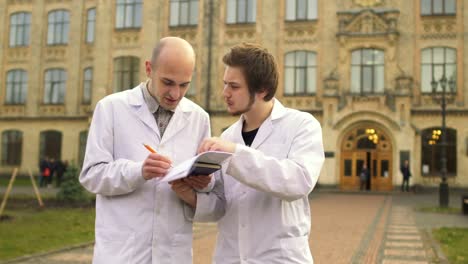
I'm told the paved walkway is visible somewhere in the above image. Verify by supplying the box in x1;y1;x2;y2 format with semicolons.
2;189;468;264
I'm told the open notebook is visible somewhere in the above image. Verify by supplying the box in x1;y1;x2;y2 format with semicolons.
158;151;232;183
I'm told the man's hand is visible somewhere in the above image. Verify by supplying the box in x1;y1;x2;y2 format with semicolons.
142;153;172;180
198;137;236;154
170;179;196;207
184;175;212;190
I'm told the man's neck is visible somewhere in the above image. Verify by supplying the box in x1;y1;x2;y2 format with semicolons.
243;99;274;131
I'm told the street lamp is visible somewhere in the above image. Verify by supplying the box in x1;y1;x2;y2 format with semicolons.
430;74;456;208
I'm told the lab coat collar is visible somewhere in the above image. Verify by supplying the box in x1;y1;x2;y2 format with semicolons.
127;83;191;142
234;98;287;148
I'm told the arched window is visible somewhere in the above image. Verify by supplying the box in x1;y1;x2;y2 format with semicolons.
6;69;28;104
115;0;142;29
9;12;31;47
285;0;317;21
421;127;457;176
44;68;67;104
86;8;96;43
83;67;93;104
47;10;69;45
284;51;317;95
170;0;199;26
351;49;384;94
226;0;256;24
113;56;140;93
79;130;88;167
1;130;23;165
40;130;62;160
421;47;456;94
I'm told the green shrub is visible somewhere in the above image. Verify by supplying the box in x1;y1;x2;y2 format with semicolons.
56;164;89;204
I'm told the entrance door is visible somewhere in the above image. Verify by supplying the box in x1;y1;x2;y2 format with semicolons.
371;152;393;191
340;126;392;191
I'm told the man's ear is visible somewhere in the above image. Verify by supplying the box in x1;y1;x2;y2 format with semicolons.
256;88;268;100
145;61;152;78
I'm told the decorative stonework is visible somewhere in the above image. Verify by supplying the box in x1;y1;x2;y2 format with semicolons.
168;27;197;42
113;31;140;48
337;9;399;39
421;18;457;39
283;97;316;111
82;46;94;61
45;0;71;3
80;105;92;115
285;22;317;41
7;0;32;5
7;48;29;63
39;105;66;115
394;74;413;96
353;0;383;8
0;105;25;116
45;46;66;62
225;25;256;45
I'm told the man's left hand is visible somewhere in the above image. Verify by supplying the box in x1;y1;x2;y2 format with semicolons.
170;180;196;208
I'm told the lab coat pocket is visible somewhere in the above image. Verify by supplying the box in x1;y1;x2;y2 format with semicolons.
94;229;136;264
171;233;193;263
279;235;312;261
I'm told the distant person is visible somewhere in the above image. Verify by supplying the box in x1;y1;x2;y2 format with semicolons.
400;160;411;192
47;158;56;187
55;160;68;187
39;157;50;187
360;163;369;191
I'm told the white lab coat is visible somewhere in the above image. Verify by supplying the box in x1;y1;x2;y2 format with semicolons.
79;84;210;264
195;99;324;264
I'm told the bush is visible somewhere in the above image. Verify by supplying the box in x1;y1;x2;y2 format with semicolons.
56;164;89;204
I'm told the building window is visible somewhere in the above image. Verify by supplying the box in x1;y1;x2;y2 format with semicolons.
421;47;456;93
86;8;96;43
116;0;142;29
5;70;28;105
421;0;456;15
421;128;457;176
113;56;140;93
44;69;67;104
83;67;93;104
285;0;317;21
284;51;317;96
9;12;31;47
226;0;256;24
79;130;88;167
1;130;22;166
351;49;384;94
40;130;62;160
170;0;198;26
47;10;69;45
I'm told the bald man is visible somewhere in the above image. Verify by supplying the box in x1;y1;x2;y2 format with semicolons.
80;37;212;264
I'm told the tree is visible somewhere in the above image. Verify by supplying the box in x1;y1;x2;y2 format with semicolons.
56;163;89;204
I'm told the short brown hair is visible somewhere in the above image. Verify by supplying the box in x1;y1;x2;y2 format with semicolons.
222;43;278;101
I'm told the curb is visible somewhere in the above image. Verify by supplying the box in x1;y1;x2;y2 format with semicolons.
0;241;94;264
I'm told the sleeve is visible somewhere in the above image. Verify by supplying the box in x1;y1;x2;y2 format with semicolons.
193;170;226;222
79;100;146;196
226;116;325;202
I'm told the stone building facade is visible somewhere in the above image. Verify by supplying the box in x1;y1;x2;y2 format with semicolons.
1;0;467;190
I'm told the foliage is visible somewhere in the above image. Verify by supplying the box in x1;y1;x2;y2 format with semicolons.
56;164;89;204
0;207;95;260
433;228;468;264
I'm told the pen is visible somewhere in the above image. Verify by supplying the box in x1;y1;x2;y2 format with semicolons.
143;143;173;168
142;143;157;153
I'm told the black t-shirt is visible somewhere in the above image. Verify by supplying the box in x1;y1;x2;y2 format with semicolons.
242;128;259;147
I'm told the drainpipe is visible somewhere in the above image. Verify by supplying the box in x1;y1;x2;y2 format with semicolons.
205;0;214;113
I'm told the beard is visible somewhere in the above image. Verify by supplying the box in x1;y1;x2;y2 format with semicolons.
229;93;255;116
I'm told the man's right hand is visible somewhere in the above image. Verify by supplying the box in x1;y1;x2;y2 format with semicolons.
142;153;172;180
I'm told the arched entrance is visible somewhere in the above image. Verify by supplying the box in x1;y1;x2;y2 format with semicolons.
340;125;393;191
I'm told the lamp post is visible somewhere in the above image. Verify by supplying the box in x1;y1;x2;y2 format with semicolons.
430;74;455;208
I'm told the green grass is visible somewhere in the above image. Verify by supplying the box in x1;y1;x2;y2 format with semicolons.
0;206;95;261
416;206;461;214
433;228;468;264
0;176;35;187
